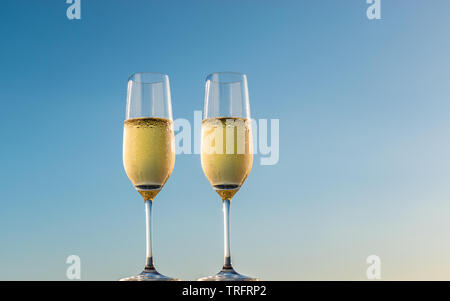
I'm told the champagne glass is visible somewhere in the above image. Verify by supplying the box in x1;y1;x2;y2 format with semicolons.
120;72;178;281
197;72;258;281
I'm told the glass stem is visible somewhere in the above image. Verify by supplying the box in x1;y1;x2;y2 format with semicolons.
223;198;232;269
145;200;155;270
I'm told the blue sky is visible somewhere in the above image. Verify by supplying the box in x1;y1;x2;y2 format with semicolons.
1;0;450;280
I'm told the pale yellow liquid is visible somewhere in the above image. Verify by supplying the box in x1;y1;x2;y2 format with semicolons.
123;117;175;201
201;117;253;200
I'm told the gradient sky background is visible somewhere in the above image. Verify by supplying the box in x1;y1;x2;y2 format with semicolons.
1;0;450;280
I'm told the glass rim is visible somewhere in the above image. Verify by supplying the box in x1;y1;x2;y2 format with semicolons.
128;72;168;84
206;71;247;84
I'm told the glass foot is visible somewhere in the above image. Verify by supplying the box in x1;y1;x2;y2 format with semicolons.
197;267;258;281
120;268;180;281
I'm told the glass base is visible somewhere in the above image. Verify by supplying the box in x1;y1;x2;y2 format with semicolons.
197;267;258;281
120;268;180;281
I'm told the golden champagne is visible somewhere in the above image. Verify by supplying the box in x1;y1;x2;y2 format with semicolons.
123;117;175;201
201;117;253;200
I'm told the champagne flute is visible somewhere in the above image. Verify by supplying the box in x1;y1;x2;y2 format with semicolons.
120;72;178;281
198;72;258;281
